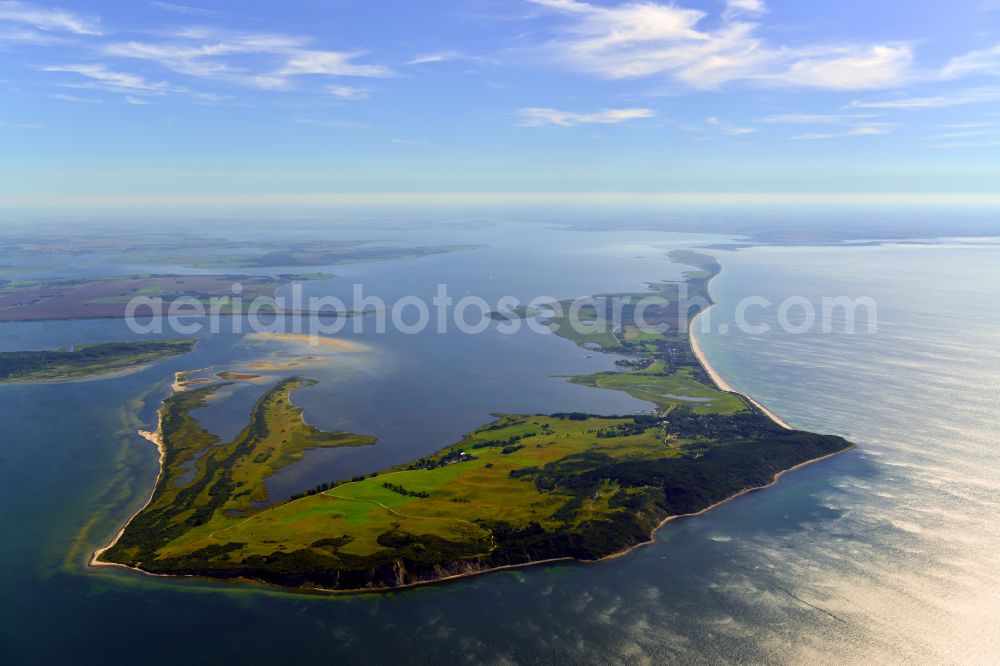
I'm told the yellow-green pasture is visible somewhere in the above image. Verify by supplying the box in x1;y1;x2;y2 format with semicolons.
570;367;749;415
154;414;676;562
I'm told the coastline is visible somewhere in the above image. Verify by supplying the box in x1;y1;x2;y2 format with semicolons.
90;353;850;596
0;309;366;326
327;443;855;596
90;409;166;569
688;284;794;430
89;441;854;595
587;443;853;568
0;362;154;386
90;257;847;594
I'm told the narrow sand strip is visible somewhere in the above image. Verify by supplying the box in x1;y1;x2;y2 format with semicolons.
90;413;166;567
689;306;794;430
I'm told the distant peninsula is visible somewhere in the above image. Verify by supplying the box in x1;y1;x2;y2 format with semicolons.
0;273;331;323
0;339;196;383
94;253;853;592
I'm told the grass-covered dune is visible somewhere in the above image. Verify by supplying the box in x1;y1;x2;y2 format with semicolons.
0;339;196;383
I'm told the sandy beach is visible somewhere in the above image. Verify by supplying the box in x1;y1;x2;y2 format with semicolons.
688;305;794;430
171;368;212;392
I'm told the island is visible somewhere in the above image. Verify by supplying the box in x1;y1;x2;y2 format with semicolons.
0;339;196;383
0;231;480;271
94;252;853;592
0;273;340;322
138;242;483;270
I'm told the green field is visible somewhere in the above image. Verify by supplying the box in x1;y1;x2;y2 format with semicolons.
0;339;196;383
149;412;681;564
542;303;623;350
570;367;749;415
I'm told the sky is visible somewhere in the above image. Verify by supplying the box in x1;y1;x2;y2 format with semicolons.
1;0;999;207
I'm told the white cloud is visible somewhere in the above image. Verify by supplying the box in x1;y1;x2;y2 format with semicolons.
929;139;1000;149
0;25;67;44
776;45;913;90
125;95;150;105
760;113;878;124
41;63;227;104
406;51;462;65
103;40;252;77
276;50;392;79
935;121;1000;129
292;117;370;129
148;2;224;18
101;32;308;79
525;0;912;90
517;106;655;126
723;0;766;21
327;85;370;100
850;96;955;110
48;92;102;103
791;126;889;140
100;29;391;93
706;116;757;134
391;138;429;144
849;87;1000;109
41;64;177;94
924;121;1000;148
927;127;1000;140
0;1;100;35
941;43;1000;78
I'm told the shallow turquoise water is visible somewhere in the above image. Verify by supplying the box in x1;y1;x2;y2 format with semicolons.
1;229;997;664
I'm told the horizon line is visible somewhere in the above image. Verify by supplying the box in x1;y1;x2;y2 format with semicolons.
3;192;1000;208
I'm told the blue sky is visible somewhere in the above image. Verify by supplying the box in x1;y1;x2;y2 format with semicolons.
1;0;999;206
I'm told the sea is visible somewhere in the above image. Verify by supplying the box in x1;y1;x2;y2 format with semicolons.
0;217;997;664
